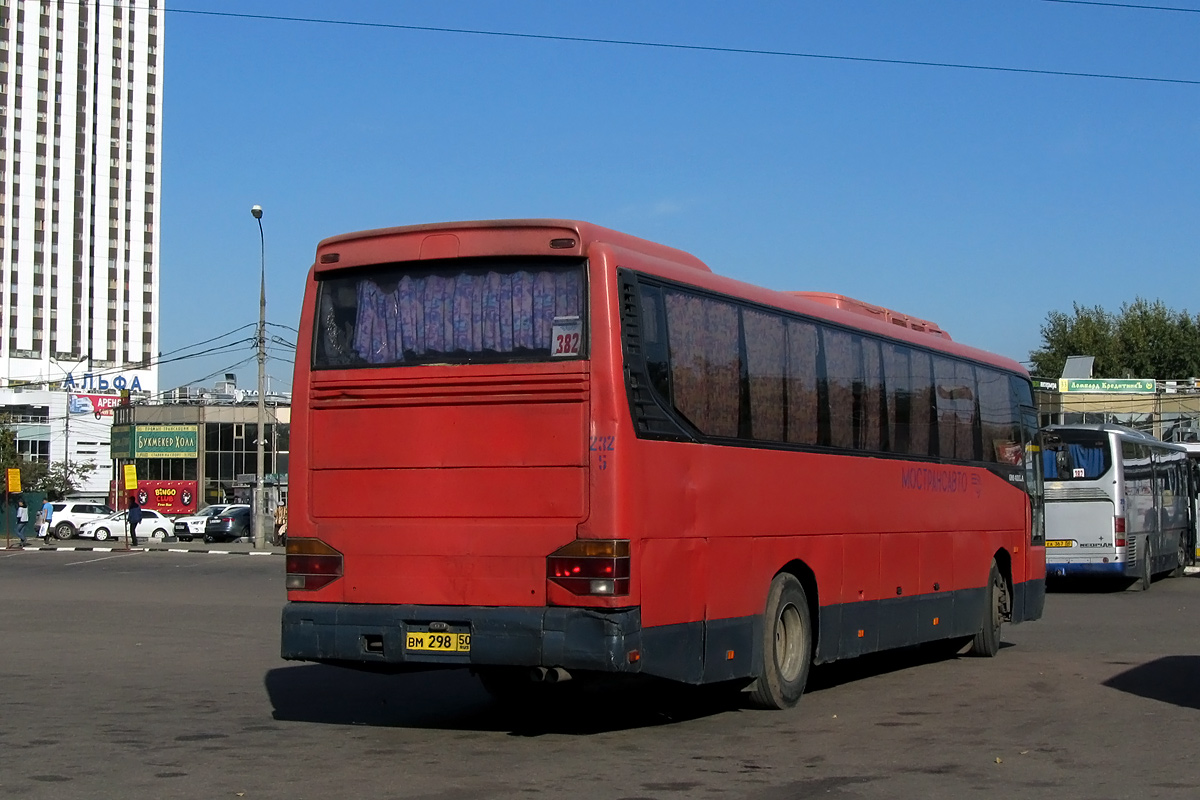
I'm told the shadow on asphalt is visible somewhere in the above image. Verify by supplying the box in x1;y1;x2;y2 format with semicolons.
1103;656;1200;710
264;642;979;734
264;664;749;735
1046;572;1199;593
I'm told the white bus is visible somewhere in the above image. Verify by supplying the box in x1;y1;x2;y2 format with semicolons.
1042;424;1193;588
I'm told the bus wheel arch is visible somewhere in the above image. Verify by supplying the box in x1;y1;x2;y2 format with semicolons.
749;562;818;710
969;552;1011;658
992;548;1014;621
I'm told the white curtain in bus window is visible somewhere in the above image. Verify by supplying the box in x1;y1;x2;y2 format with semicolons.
743;309;785;442
320;266;583;365
664;291;740;437
933;356;979;460
977;367;1022;464
822;328;856;449
785;320;820;446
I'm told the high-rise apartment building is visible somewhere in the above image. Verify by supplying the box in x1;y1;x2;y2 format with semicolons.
0;0;161;395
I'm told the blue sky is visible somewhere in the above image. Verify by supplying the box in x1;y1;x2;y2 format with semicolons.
159;1;1200;391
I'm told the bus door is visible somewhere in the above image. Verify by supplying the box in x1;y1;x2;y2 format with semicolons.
1021;408;1045;549
1190;458;1200;564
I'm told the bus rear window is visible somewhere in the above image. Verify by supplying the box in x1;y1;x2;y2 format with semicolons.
1042;433;1112;480
313;259;586;368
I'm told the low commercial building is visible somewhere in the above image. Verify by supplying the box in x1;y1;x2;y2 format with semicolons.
1035;377;1200;441
110;378;290;512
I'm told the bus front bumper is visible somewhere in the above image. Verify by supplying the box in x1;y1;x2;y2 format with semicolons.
281;601;644;674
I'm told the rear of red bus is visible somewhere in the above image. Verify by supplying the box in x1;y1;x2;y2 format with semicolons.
281;221;650;680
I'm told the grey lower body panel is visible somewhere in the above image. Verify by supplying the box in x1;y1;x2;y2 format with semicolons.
282;602;646;674
283;577;1046;685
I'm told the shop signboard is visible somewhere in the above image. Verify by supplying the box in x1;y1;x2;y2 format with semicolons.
133;425;199;458
108;479;199;515
110;424;199;459
1057;378;1156;394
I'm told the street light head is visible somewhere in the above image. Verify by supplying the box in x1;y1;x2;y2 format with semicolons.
251;205;263;219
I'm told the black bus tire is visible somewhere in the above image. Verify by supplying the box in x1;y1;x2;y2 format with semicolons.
749;573;812;710
969;560;1003;657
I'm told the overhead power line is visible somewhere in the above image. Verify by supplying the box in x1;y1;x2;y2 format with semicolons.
167;6;1200;86
1036;0;1200;14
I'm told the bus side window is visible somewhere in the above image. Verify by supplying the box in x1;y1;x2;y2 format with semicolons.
638;285;672;403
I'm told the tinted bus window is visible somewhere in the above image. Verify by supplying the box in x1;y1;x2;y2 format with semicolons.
934;356;980;461
664;290;741;437
785;319;820;446
743;308;786;442
978;367;1022;464
909;349;935;458
823;328;857;450
859;337;884;451
313;260;586;368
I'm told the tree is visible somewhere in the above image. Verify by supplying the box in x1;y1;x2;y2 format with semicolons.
1029;298;1200;380
0;415;96;499
1028;304;1121;379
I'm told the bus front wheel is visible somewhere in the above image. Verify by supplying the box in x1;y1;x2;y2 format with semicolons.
969;560;1004;657
749;573;812;710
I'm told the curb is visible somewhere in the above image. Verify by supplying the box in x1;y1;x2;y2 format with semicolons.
9;543;283;556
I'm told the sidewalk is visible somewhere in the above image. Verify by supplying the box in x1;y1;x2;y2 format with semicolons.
7;535;285;556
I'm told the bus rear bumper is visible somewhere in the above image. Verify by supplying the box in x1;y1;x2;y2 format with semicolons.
281;601;644;674
1045;561;1127;578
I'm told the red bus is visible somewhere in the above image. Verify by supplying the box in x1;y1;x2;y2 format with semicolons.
281;220;1046;709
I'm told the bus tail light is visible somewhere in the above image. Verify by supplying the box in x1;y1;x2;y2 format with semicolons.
1114;516;1126;547
286;538;343;591
547;539;630;596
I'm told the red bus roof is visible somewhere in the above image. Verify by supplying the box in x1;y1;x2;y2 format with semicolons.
313;219;1026;377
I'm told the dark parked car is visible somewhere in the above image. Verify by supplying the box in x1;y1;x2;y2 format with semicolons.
203;506;252;543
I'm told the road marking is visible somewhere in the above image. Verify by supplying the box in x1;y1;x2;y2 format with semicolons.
65;553;135;566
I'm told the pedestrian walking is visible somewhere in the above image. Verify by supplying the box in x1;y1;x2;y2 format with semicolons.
128;496;143;547
39;498;54;540
14;498;29;546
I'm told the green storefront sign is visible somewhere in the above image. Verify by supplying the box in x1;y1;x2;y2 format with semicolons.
110;424;199;458
1057;378;1156;394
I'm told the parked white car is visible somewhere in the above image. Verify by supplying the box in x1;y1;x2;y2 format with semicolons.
172;504;248;542
79;509;173;541
39;501;114;540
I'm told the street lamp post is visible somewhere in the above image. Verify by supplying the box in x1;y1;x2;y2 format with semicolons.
251;204;268;550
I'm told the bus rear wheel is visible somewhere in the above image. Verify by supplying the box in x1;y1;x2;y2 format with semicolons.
749;573;812;710
969;560;1004;657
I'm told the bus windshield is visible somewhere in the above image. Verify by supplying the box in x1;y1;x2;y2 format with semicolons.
313;258;586;368
1042;430;1112;480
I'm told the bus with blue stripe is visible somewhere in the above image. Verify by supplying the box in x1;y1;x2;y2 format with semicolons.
1042;424;1193;587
